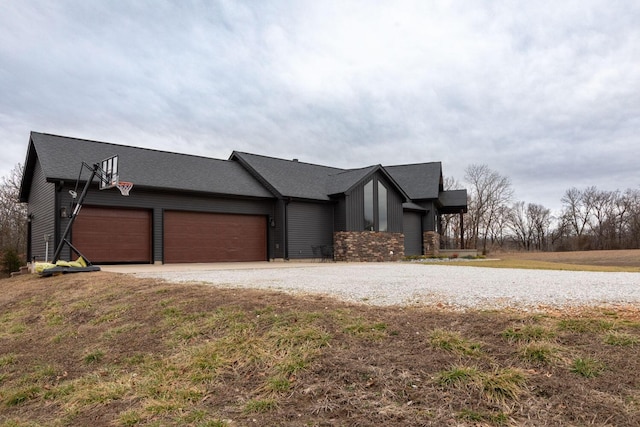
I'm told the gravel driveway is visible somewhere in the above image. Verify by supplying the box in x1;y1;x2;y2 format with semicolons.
135;262;640;310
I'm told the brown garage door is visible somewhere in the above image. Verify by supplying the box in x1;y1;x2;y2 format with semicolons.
164;211;267;263
72;206;152;263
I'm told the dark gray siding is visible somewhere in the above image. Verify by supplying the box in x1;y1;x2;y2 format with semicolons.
271;199;286;259
346;185;365;231
403;211;423;256
55;184;275;262
27;160;56;261
343;172;403;232
420;201;437;231
333;197;347;232
386;181;403;233
287;201;334;259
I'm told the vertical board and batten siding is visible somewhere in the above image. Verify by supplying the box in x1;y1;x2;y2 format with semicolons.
27;160;56;261
56;185;275;262
343;172;403;232
403;211;423;256
345;184;365;231
420;201;437;231
287;201;334;259
333;197;347;232
386;183;404;233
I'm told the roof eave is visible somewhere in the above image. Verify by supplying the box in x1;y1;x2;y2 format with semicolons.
18;136;37;202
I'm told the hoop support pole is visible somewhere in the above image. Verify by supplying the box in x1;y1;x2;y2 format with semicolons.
52;164;98;263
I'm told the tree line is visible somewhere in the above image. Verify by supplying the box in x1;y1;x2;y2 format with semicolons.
442;164;640;253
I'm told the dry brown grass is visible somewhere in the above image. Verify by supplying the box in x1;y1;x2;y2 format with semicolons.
437;249;640;272
498;249;640;269
1;256;640;426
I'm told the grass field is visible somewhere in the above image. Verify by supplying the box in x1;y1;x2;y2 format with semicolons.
443;249;640;272
1;250;639;426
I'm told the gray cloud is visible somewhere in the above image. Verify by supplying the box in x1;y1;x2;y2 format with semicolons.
1;1;639;213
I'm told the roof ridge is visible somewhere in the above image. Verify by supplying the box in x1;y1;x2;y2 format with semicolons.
328;165;377;177
233;151;344;171
31;131;230;163
385;161;441;168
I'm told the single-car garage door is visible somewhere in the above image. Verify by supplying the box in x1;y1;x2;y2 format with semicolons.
164;211;267;263
72;206;152;263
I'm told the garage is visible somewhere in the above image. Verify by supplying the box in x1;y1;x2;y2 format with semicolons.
72;206;152;263
164;211;267;263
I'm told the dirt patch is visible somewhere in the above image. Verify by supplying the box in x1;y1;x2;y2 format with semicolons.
1;272;639;426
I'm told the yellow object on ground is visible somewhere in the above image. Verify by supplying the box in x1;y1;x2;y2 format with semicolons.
34;262;56;273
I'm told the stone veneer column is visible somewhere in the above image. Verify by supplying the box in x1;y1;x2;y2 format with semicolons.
423;231;440;256
333;231;404;262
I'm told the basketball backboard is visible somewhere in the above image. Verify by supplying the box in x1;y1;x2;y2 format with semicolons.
99;155;119;190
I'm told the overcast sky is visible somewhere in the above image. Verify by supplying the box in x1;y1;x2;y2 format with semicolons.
2;1;639;213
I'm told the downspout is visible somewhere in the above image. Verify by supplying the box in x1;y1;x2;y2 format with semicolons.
283;198;291;260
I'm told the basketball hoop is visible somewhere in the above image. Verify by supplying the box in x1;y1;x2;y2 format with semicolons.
116;181;133;196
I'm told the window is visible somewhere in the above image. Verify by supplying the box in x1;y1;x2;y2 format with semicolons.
364;180;374;231
378;181;387;232
363;178;389;231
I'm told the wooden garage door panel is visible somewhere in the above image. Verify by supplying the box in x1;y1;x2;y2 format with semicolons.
72;206;152;263
165;211;266;263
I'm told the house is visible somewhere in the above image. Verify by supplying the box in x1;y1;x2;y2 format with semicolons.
19;132;467;264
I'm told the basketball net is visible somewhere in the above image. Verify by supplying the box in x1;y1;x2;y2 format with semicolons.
116;181;133;196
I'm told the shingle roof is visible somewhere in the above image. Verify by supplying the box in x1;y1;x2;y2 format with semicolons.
439;189;469;213
22;132;273;199
325;166;378;196
231;152;409;202
384;162;442;200
20;132;463;211
231;152;346;201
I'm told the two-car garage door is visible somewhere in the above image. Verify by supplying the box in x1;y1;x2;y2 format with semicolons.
72;207;267;263
164;211;267;263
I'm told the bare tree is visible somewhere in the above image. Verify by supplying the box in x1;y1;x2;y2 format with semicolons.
0;163;28;254
560;187;593;250
528;203;551;251
510;202;551;251
464;164;513;254
509;201;530;250
623;188;640;248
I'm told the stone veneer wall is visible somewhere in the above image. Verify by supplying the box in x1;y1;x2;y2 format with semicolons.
333;231;404;262
424;231;440;256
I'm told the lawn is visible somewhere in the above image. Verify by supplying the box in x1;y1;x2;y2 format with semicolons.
440;249;640;272
1;251;639;426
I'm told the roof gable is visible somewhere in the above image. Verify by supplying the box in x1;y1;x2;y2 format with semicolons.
22;132;273;198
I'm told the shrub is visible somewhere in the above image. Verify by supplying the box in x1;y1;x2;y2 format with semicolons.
1;248;23;273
